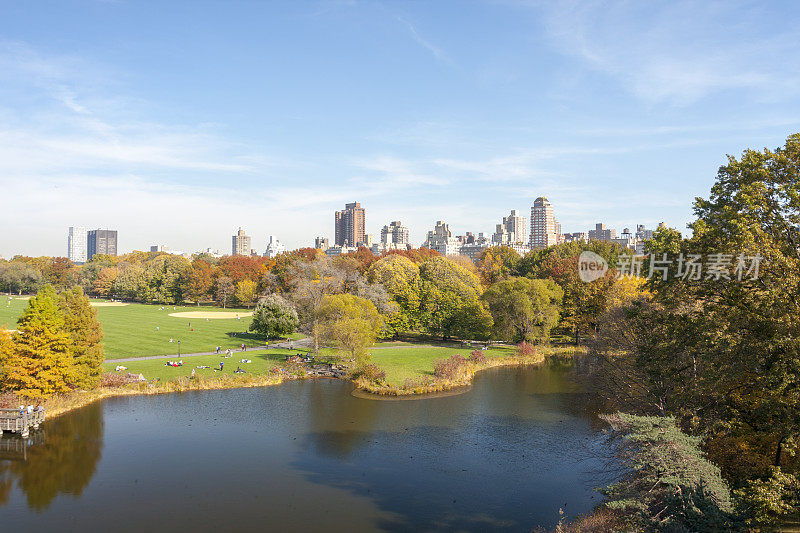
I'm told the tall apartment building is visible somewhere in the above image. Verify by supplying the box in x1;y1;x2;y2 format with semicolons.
380;221;410;246
334;202;366;246
423;220;460;255
232;227;251;256
588;223;616;242
67;226;87;263
493;209;527;246
529;197;560;249
87;229;118;260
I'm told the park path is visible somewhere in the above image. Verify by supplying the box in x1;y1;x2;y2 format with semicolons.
106;338;312;363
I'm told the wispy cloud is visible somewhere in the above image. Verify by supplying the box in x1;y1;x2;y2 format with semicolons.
396;16;453;65
537;0;800;105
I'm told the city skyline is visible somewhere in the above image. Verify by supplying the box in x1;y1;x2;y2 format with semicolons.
50;204;665;261
3;1;800;257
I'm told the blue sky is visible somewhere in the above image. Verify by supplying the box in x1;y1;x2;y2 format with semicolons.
2;0;800;256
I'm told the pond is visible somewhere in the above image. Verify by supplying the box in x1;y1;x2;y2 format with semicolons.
0;364;615;532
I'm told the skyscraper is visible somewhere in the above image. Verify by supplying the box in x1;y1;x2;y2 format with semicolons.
334;202;365;246
87;229;118;260
380;221;410;246
529;197;559;249
67;226;87;263
232;227;251;256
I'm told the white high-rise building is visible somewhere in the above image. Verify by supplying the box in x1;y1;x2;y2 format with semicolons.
529;197;560;249
264;235;285;258
67;226;87;263
380;221;410;246
492;209;527;246
423;220;460;255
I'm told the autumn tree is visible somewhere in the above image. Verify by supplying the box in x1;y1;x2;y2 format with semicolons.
182;259;214;305
44;257;77;289
289;258;344;351
215;276;235;308
476;246;521;285
249;294;299;339
54;287;103;390
1;285;73;399
235;279;258;308
589;135;800;524
317;294;383;367
92;267;118;298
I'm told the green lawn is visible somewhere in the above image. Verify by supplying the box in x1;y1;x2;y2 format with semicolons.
359;344;517;385
0;296;302;359
2;295;520;385
102;348;299;381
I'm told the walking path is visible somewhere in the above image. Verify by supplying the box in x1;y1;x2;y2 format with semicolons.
106;338;312;363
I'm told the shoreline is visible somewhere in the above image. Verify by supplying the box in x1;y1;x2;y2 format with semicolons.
352;352;548;397
16;348;580;421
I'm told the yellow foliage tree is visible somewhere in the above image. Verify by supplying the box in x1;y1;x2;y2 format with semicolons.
1;285;73;399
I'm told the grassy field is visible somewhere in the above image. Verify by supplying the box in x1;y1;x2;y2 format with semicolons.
365;345;517;385
0;296;301;359
2;295;527;386
102;347;298;381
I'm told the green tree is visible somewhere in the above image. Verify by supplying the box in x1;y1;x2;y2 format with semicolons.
735;467;800;527
600;413;736;532
317;294;383;367
482;277;563;343
112;263;145;300
141;254;191;304
0;262;42;295
58;287;104;390
1;285;73;399
249;294;299;339
366;254;423;334
418;256;492;340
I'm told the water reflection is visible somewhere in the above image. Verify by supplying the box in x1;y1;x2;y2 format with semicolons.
0;364;613;532
0;403;103;510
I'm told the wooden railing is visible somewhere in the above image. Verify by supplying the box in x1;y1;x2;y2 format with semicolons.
0;408;45;438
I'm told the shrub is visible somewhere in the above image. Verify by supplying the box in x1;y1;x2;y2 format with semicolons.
356;363;386;383
469;350;487;364
100;372;129;387
735;467;800;527
516;341;535;358
434;354;467;379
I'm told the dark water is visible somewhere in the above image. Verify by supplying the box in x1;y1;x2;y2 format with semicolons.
0;364;614;532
